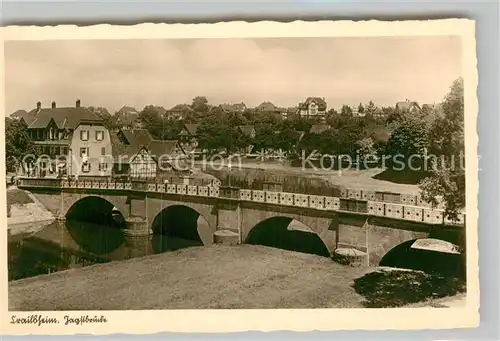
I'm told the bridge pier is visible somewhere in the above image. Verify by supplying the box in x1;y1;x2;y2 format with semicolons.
123;234;154;259
214;200;241;246
124;216;152;237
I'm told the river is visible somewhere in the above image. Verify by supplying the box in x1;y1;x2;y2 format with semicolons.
8;219;202;282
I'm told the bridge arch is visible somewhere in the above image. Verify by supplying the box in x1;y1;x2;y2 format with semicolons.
150;204;214;249
379;238;464;278
63;193;129;220
64;196;128;255
245;216;331;257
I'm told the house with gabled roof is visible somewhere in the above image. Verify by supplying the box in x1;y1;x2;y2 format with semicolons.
114;105;143;130
280;106;298;120
111;128;187;180
178;123;200;153
255;101;287;121
21;100;111;179
256;101;276;112
114;105;142;129
396;99;421;113
10;109;28;120
298;97;327;120
117;128;154;147
115;114;142;130
220;102;247;113
164;104;195;120
116;105;139;116
237;125;256;139
234;125;257;155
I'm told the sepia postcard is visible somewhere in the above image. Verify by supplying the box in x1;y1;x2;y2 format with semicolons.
0;19;479;334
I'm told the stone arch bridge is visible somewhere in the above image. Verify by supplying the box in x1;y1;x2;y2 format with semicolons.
22;180;465;267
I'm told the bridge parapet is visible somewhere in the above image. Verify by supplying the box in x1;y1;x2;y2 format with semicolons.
17;177;465;226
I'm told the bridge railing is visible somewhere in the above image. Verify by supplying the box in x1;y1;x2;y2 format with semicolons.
236;189;464;226
18;177;464;226
17;178;62;188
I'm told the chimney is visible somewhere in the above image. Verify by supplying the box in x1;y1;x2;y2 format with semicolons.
36;101;41;111
51;101;56;108
76;99;81;108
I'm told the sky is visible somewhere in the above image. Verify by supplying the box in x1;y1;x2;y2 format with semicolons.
4;36;462;115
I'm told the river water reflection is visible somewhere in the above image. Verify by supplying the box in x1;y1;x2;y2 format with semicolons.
8;220;202;282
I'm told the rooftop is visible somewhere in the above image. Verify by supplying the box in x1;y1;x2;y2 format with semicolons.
309;124;331;134
26;102;102;130
238;125;255;137
299;97;327;110
179;123;200;136
118;129;153;147
396;100;421;111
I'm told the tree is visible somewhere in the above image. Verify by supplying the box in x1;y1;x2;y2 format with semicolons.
325;108;339;124
299;131;323;155
197;116;224;153
356;137;376;166
253;111;280;126
386;107;403;125
242;108;258;122
161;119;184;140
191;96;209;114
419;78;465;220
5;118;38;173
197;109;240;153
373;139;388;160
357;103;365;115
275;126;300;153
365;100;376;116
385;116;430;170
287;116;312;134
88;107;116;130
340;105;353;117
228;112;248;127
253;124;277;152
139;106;163;139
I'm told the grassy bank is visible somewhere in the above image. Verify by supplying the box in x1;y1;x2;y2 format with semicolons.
9;245;464;311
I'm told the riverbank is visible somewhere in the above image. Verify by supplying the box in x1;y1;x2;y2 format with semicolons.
9;244;464;311
193;160;421;195
7;187;55;238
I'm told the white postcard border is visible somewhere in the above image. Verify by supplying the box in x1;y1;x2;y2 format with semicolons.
0;19;479;334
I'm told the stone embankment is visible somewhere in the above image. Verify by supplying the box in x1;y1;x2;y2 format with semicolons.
7;187;55;238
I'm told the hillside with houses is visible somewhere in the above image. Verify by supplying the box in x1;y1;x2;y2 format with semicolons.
6;93;448;191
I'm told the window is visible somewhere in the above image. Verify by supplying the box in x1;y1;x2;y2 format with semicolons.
61;147;68;155
80;147;90;158
98;163;108;171
101;147;106;156
95;131;104;141
55;147;60;155
81;163;91;172
80;130;89;141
